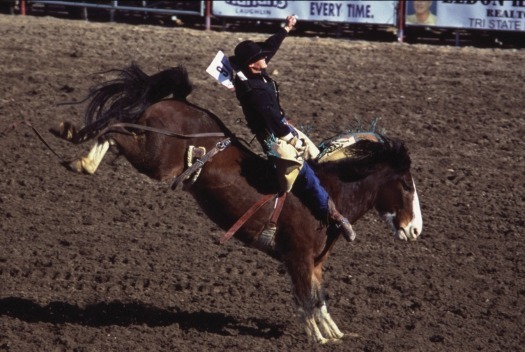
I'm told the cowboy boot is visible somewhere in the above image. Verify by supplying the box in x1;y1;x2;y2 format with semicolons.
327;198;356;242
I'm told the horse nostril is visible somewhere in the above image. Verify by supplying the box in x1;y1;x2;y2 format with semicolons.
411;227;419;238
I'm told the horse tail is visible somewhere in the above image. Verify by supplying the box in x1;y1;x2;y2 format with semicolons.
69;63;192;143
85;62;192;126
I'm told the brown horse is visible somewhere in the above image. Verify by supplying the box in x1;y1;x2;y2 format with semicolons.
52;64;423;344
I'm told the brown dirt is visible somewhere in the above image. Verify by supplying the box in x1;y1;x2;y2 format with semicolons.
0;14;524;352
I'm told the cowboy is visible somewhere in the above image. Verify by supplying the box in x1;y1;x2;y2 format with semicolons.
229;15;355;244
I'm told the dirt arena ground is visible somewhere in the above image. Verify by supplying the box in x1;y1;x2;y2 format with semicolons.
0;14;524;352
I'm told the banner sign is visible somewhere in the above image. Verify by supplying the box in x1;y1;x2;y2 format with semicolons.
406;0;525;32
212;1;397;25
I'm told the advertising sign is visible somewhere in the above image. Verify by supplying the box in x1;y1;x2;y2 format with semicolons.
212;1;397;25
406;0;525;32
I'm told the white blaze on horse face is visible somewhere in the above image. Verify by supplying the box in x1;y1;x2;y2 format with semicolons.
396;180;423;241
408;180;423;240
382;179;423;241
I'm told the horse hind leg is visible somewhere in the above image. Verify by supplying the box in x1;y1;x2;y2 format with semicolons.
50;121;78;142
50;121;111;174
67;139;111;174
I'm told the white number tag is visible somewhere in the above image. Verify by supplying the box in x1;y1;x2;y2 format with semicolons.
206;50;234;90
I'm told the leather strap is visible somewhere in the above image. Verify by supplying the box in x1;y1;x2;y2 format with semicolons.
220;193;277;244
270;192;287;224
104;122;226;139
171;138;231;190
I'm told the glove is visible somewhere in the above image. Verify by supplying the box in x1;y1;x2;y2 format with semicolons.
289;137;306;153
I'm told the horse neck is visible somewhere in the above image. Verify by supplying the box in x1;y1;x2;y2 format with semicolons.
317;163;391;223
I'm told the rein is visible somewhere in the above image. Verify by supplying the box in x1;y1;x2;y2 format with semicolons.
15;120;227;164
103;122;226;139
2;120;68;162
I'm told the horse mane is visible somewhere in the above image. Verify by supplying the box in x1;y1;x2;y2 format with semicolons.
314;135;411;182
83;62;193;128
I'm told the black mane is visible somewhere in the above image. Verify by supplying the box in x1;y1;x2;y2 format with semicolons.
313;136;411;182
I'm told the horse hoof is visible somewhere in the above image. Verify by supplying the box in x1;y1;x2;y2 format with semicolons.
63;159;83;173
50;121;77;141
345;332;360;339
317;337;330;345
329;337;344;344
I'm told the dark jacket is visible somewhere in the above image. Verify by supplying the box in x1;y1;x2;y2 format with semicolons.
233;28;294;149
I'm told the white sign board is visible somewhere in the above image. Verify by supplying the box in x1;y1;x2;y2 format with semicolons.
406;0;525;32
212;1;397;25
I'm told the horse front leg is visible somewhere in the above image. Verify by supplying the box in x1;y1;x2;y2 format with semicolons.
67;138;111;174
314;303;345;340
289;259;331;344
50;121;78;142
301;308;329;344
311;263;345;341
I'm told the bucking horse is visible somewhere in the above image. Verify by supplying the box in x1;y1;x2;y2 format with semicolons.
51;63;423;344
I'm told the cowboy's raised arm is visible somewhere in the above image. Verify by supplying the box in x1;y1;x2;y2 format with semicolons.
264;15;297;63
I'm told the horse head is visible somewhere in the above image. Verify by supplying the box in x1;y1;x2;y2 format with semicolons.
375;164;423;241
315;134;423;241
370;138;423;241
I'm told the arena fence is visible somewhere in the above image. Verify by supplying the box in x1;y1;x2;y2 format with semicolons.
21;1;205;21
10;1;525;47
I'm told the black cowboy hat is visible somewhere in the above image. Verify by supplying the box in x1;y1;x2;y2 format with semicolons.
229;40;272;69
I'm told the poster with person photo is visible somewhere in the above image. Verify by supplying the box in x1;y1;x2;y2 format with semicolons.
406;0;437;26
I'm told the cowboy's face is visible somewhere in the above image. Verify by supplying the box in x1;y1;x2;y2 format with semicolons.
413;0;432;15
248;57;267;74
